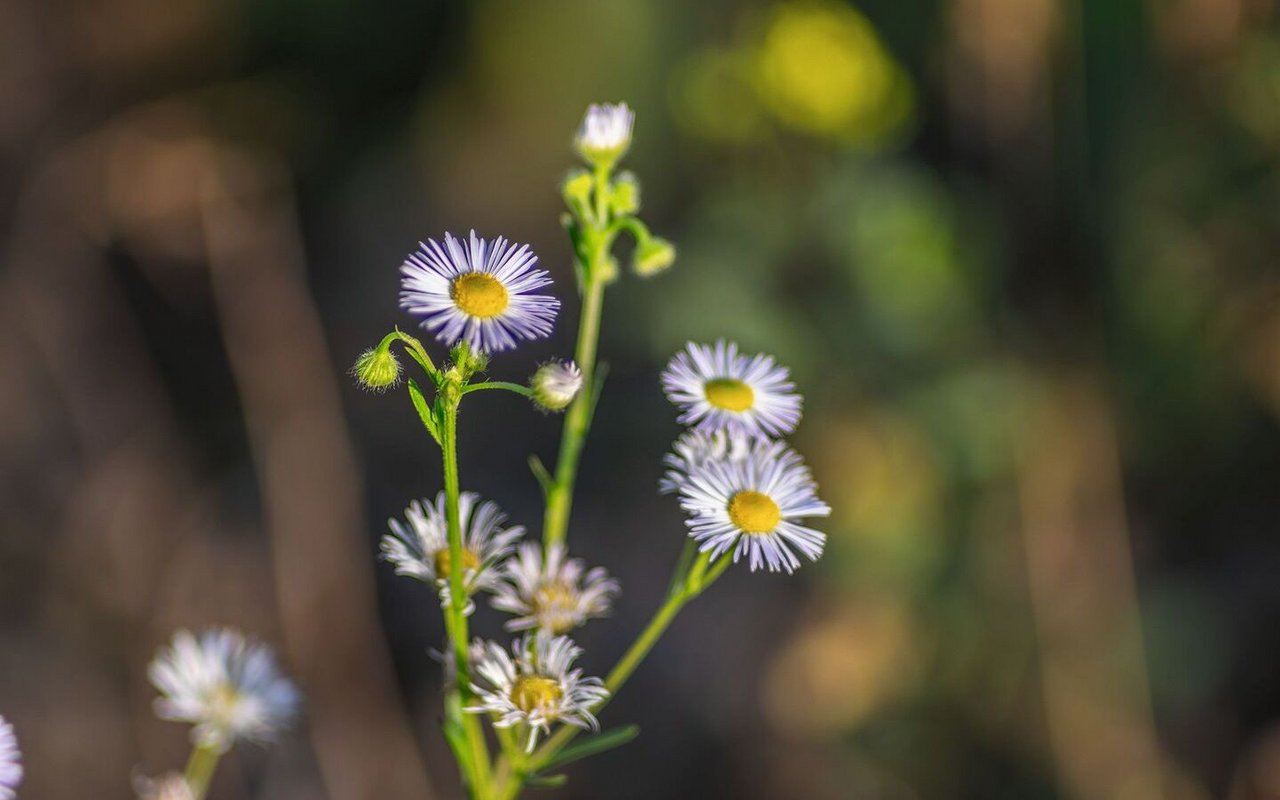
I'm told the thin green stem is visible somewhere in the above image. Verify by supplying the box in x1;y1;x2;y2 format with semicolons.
462;381;532;397
441;398;493;797
182;742;222;800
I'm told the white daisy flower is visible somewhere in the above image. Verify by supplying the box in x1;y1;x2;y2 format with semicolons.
381;491;524;605
661;341;802;440
148;629;300;751
659;428;798;495
0;716;21;800
575;102;635;164
530;360;583;412
466;632;608;752
399;231;560;353
490;543;619;634
678;442;830;573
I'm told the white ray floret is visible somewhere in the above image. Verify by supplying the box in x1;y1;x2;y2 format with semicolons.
148;629;300;751
466;632;608;752
661;340;802;440
678;441;830;573
575;102;635;163
659;428;796;495
491;543;619;634
382;491;524;606
400;230;560;353
0;716;21;800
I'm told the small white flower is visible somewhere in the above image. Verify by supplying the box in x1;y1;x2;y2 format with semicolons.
491;543;619;634
134;773;194;800
0;716;22;800
400;231;560;353
466;632;608;752
659;428;798;495
148;629;300;751
530;361;583;412
575;103;635;164
678;441;830;573
382;491;524;605
661;341;802;440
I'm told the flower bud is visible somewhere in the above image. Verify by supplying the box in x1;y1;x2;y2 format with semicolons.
530;361;583;412
574;103;634;168
562;169;594;212
609;172;641;216
633;236;676;277
352;347;401;391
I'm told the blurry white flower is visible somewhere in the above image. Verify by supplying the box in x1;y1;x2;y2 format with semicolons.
530;361;583;412
678;441;830;573
148;629;300;751
382;491;524;605
491;543;619;634
134;773;194;800
575;103;635;165
400;231;560;353
0;716;21;800
660;428;796;494
466;632;608;751
662;341;802;440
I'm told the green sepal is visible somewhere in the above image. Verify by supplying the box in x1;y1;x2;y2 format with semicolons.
406;379;442;445
540;725;640;770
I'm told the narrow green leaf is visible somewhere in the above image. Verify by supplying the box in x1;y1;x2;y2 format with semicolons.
528;454;553;498
407;379;441;445
526;773;568;789
541;725;639;770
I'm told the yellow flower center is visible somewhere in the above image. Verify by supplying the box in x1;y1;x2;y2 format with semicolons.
451;273;509;318
533;582;579;633
704;378;755;412
434;547;481;580
208;684;243;729
727;490;781;533
510;675;563;713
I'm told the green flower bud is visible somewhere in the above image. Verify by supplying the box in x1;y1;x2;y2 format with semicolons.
530;361;583;412
562;169;594;211
634;236;676;277
352;347;402;391
609;172;641;216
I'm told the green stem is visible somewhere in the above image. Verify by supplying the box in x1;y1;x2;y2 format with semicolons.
182;742;223;800
441;399;493;797
542;272;606;550
462;381;532;397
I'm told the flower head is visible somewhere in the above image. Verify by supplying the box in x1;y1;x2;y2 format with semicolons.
662;341;802;440
530;361;583;412
381;492;524;604
134;773;194;800
491;543;619;634
400;231;560;353
678;441;830;573
660;428;794;495
466;632;608;751
575;103;635;166
148;629;300;751
0;716;22;800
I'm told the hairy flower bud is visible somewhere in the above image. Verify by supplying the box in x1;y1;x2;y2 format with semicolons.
530;361;583;412
352;347;402;391
634;236;676;277
609;172;641;216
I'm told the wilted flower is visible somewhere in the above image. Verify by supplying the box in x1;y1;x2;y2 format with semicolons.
400;231;560;353
148;629;300;751
466;632;608;751
491;543;619;633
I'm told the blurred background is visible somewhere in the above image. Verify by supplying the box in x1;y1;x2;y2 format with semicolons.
2;0;1280;797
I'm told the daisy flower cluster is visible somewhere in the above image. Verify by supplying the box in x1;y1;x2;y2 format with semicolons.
661;341;831;573
350;102;826;798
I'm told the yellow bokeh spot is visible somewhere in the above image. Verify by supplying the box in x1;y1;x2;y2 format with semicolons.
705;378;755;412
728;490;782;533
510;675;563;713
755;1;914;144
451;273;509;318
434;547;481;580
